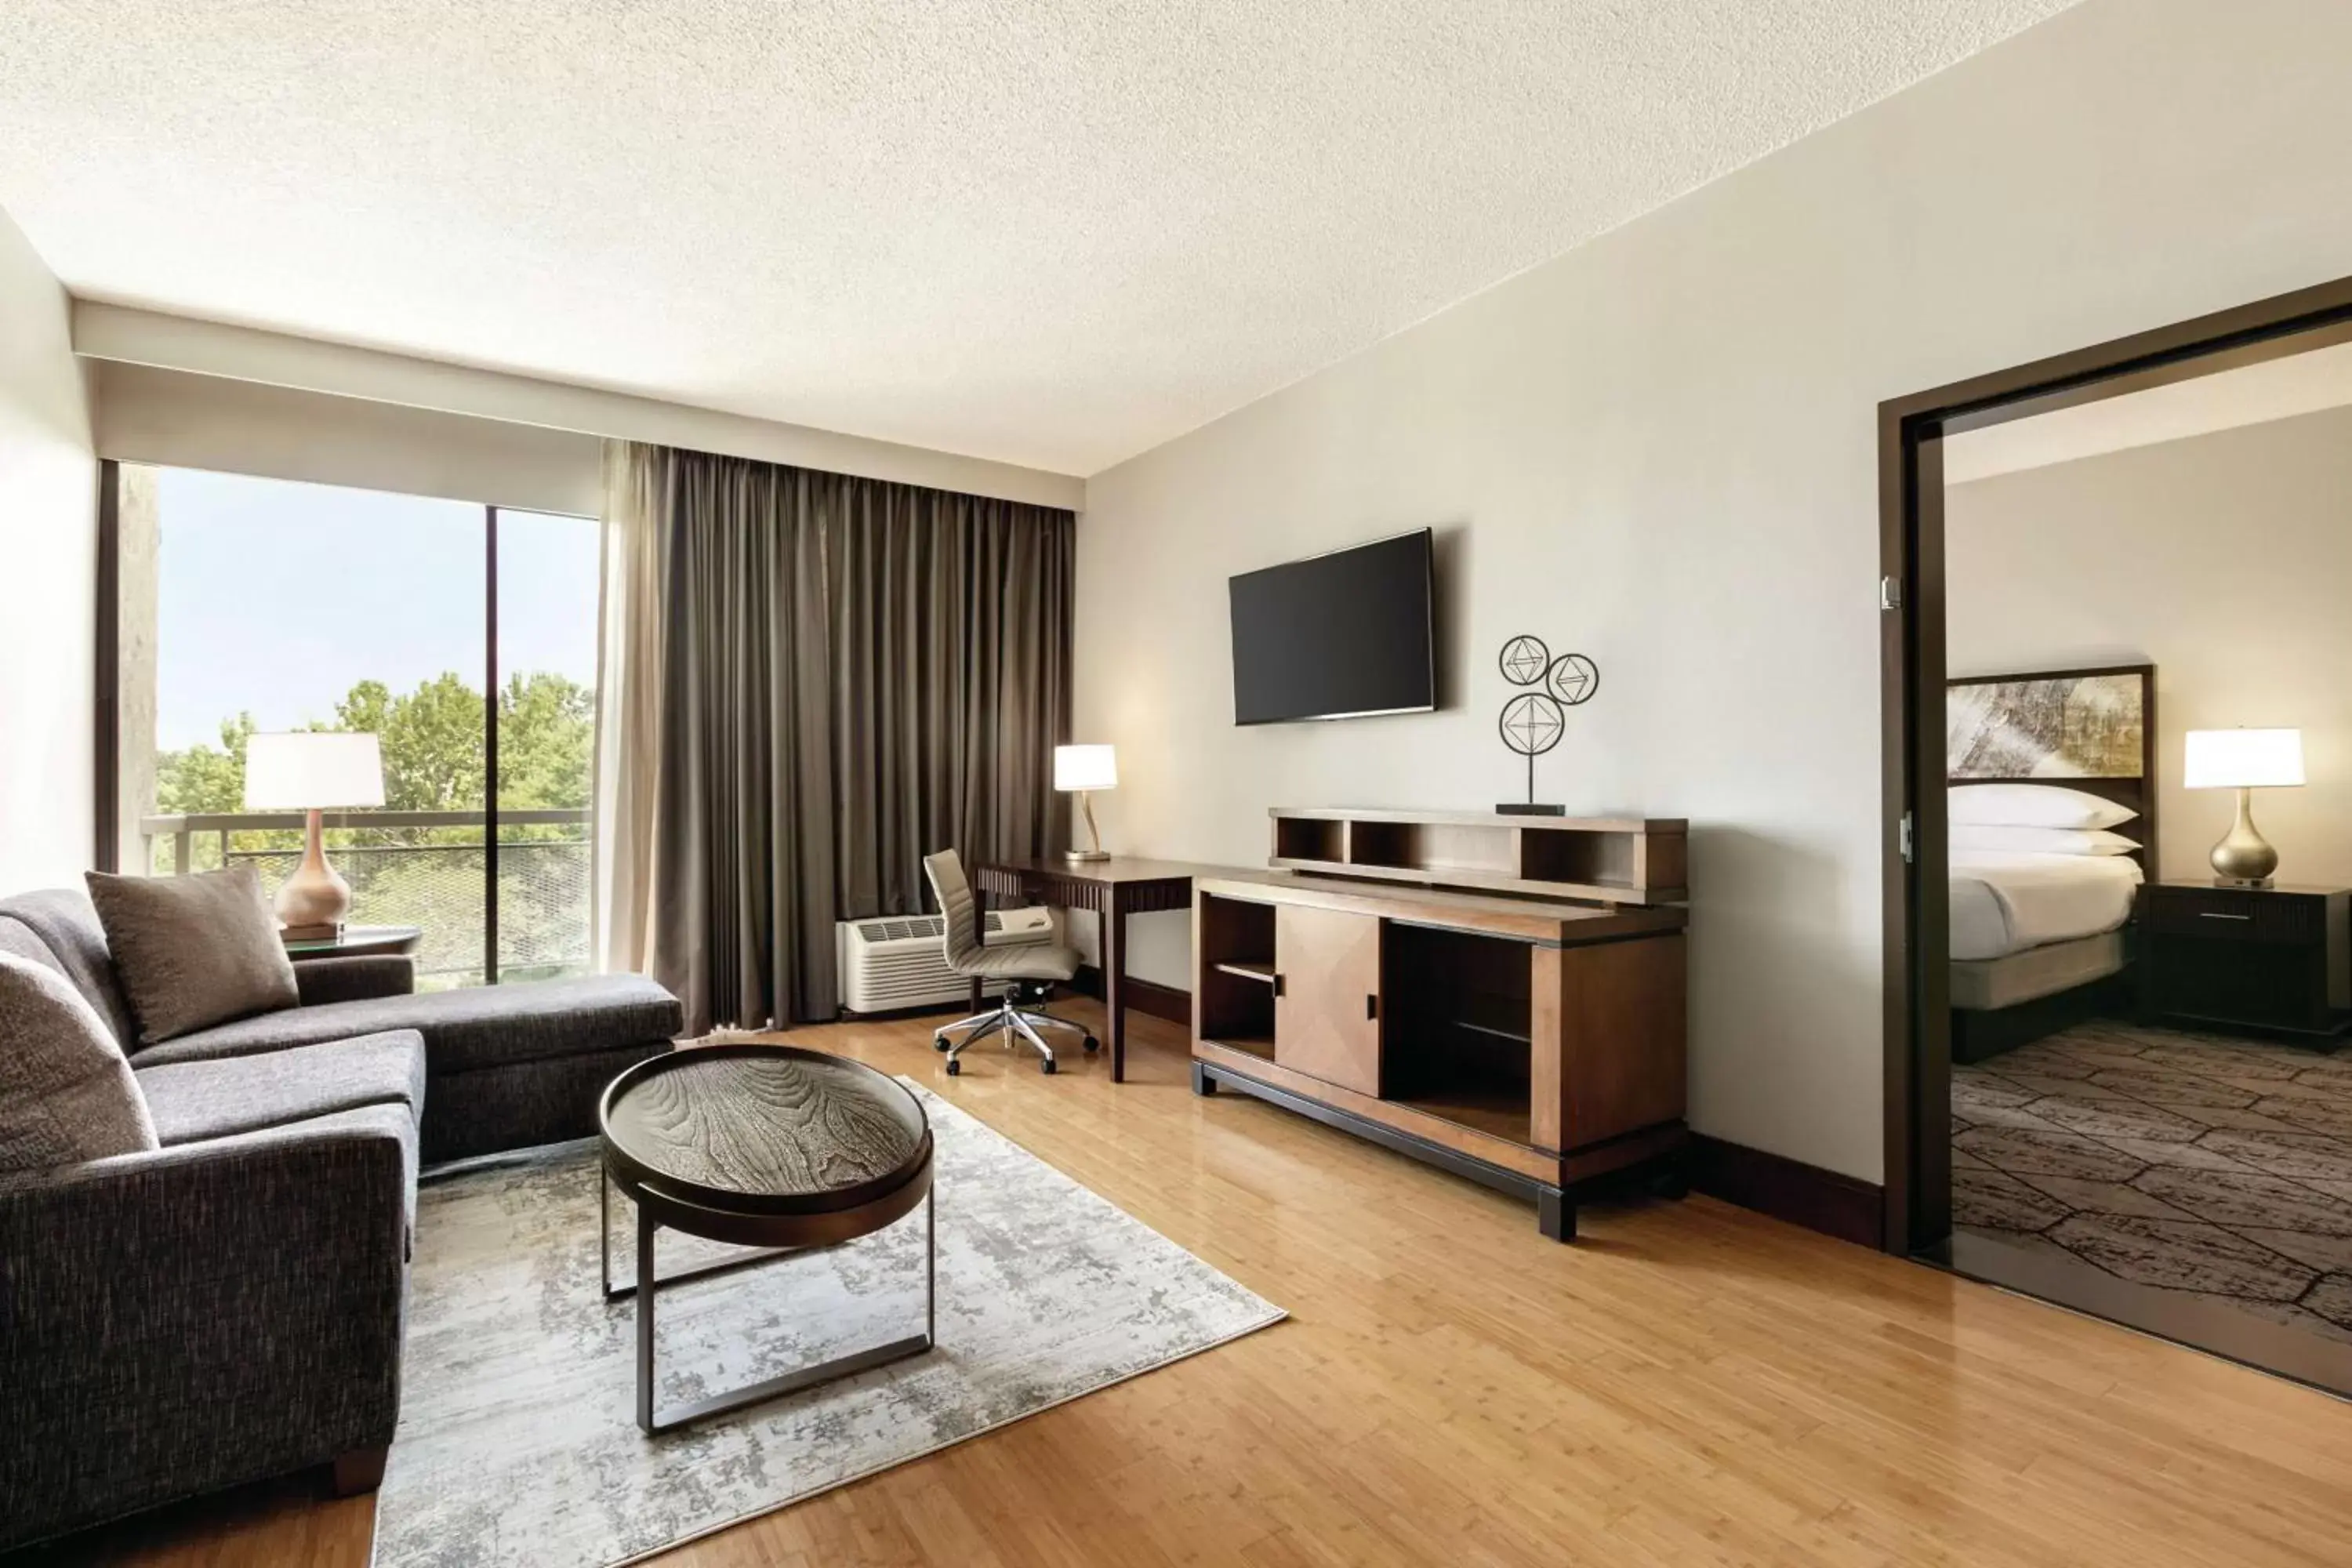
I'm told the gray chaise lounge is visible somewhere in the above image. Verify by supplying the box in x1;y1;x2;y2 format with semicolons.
0;888;681;1552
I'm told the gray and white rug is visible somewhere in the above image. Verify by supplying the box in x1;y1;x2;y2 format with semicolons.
372;1082;1283;1568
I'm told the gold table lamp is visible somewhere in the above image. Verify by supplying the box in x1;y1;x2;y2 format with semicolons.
2184;728;2303;887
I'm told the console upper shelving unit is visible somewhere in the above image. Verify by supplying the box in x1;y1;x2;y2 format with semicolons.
1267;807;1686;906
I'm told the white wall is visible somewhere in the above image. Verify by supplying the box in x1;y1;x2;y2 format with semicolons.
0;207;95;893
1950;403;2352;887
1074;0;2352;1181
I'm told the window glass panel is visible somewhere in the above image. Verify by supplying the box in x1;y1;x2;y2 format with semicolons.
493;509;600;982
141;466;490;988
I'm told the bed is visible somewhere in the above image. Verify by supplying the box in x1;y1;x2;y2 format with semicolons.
1946;664;2156;1062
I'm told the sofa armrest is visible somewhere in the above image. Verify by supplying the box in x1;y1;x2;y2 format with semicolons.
0;1105;413;1551
296;953;416;1007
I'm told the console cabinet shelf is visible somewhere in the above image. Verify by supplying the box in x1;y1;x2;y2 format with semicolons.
1192;871;1689;1240
1268;807;1686;905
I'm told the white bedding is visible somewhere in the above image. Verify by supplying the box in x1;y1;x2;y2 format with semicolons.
1949;849;2143;962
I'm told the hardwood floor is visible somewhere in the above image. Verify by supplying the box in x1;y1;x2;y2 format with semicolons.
25;1004;2352;1566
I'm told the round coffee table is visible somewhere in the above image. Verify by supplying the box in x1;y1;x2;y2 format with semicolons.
598;1044;935;1434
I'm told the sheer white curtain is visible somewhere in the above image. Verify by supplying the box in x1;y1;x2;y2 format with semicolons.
590;441;669;976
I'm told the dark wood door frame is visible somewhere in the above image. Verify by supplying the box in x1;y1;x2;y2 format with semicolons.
1878;274;2352;1257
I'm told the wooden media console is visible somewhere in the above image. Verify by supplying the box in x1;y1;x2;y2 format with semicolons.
1192;811;1689;1240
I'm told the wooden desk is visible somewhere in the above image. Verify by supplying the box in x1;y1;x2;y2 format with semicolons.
971;858;1214;1082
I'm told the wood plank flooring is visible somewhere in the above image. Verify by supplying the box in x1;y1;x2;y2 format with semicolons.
24;1004;2352;1566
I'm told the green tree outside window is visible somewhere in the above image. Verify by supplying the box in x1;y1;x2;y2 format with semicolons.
151;672;594;985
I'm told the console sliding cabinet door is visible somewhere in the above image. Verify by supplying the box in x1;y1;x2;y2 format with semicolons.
1272;905;1381;1094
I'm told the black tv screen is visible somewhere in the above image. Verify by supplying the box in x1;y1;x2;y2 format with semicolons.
1229;528;1436;724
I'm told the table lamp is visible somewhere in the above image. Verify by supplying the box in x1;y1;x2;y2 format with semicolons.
244;731;387;936
2184;728;2303;887
1054;744;1116;862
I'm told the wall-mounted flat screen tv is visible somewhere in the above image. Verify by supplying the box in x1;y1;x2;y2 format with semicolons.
1229;528;1436;724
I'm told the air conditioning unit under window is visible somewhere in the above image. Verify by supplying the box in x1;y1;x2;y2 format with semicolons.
836;906;1057;1015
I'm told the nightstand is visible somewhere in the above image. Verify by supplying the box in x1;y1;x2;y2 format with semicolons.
2137;880;2352;1040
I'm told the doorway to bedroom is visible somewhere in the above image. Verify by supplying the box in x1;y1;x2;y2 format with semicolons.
1882;278;2352;1395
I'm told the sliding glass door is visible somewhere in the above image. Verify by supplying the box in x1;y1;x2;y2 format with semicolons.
126;465;597;988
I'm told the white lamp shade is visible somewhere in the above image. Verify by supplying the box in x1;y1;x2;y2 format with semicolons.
244;731;387;810
1053;744;1117;793
2183;728;2304;789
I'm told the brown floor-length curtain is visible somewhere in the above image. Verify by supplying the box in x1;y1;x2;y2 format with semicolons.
606;442;1073;1034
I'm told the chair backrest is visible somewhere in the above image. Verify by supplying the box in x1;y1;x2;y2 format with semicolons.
921;850;985;970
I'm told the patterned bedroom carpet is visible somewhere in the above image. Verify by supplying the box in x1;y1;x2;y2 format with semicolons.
370;1082;1284;1568
1952;1021;2352;1345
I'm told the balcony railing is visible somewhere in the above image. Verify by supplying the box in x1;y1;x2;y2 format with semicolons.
138;808;591;988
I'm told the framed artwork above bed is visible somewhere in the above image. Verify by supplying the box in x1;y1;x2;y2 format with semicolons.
1946;662;2157;877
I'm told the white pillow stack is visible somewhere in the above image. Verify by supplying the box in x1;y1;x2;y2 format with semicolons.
1949;784;2140;857
1949;824;2140;856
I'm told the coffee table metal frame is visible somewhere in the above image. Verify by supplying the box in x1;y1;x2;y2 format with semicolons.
598;1046;937;1436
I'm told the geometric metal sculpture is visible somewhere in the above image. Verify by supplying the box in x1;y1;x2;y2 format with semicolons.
1496;635;1599;815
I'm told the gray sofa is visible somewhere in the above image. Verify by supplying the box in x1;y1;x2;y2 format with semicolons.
0;888;682;1552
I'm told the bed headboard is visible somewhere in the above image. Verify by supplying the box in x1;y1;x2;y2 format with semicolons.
1946;662;2158;878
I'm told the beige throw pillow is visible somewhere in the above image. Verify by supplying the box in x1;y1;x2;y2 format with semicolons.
85;867;300;1046
0;952;160;1172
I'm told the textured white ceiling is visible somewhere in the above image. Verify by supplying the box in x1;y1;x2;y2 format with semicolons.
0;2;2076;476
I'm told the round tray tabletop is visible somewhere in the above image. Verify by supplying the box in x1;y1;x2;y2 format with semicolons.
600;1044;931;1218
281;924;423;958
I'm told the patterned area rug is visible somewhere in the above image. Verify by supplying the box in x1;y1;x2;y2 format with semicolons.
370;1083;1284;1568
1953;1021;2352;1343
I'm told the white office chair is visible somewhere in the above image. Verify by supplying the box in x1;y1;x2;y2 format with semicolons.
921;849;1097;1075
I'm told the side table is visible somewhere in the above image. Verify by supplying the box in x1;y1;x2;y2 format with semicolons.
281;924;423;961
2138;880;2352;1040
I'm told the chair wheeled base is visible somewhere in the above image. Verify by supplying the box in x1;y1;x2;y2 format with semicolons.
934;978;1098;1075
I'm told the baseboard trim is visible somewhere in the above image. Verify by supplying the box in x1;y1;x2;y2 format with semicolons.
1688;1134;1882;1248
1072;966;1192;1027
